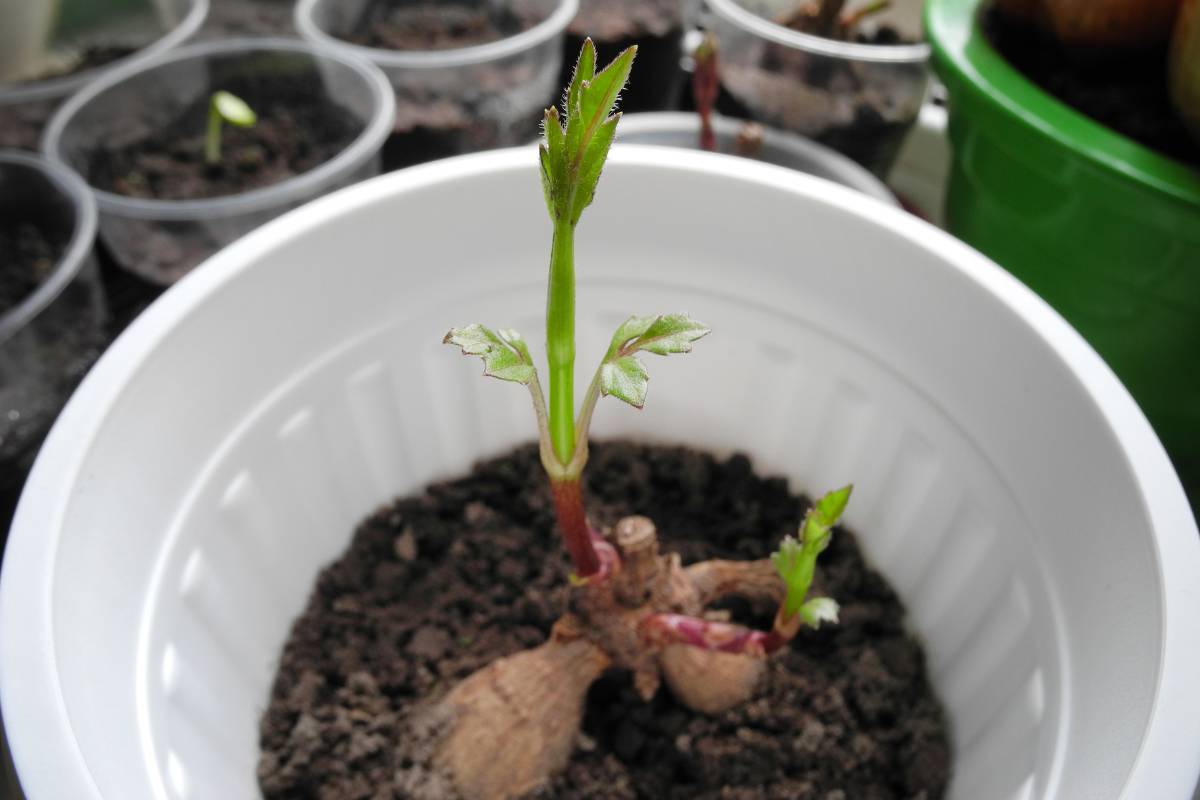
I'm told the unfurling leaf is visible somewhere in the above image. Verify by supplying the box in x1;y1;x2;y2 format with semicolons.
772;485;852;621
600;355;649;408
607;313;711;357
541;40;636;225
799;597;840;629
212;90;256;127
443;324;537;385
596;312;710;409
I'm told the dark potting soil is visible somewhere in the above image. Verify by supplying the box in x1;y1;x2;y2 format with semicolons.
716;23;922;176
342;1;534;50
984;6;1200;168
0;220;59;315
201;0;296;39
338;2;543;170
88;74;361;201
258;441;950;799
563;0;684;113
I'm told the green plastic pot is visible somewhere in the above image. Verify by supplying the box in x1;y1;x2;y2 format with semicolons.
926;0;1200;505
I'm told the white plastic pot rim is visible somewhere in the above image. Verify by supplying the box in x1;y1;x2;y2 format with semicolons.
2;146;1197;800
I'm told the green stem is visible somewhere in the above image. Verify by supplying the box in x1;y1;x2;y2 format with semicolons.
547;217;576;465
205;101;221;165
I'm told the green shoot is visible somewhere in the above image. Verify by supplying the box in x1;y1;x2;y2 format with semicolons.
539;40;636;466
443;42;714;579
771;485;852;627
598;314;712;408
205;90;257;166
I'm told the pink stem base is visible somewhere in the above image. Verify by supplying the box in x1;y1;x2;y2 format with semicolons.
551;479;619;580
640;613;789;656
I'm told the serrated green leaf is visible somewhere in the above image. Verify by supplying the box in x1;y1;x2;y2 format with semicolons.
444;323;536;385
212;91;256;127
607;313;710;359
579;46;635;141
544;106;565;163
593;313;708;414
802;485;851;555
541;41;635;227
772;486;852;619
635;313;711;355
539;143;556;214
567;38;595;119
814;484;852;527
570;114;619;224
607;315;657;356
599;355;648;408
564;41;596;165
799;597;839;629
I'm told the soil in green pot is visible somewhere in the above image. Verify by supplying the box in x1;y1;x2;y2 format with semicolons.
561;0;685;113
335;1;543;170
258;441;950;799
984;5;1200;168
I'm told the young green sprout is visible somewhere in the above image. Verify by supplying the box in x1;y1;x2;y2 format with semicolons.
204;90;257;166
773;485;851;627
435;41;854;800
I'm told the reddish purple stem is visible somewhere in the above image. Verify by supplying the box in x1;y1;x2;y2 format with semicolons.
551;479;619;580
692;38;719;152
640;613;788;656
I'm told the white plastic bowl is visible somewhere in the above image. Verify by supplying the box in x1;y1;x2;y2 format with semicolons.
1;146;1198;800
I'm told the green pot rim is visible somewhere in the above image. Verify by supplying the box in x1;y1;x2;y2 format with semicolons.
924;0;1200;205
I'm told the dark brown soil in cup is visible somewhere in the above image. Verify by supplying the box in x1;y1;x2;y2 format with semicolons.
342;1;534;50
0;221;58;315
258;441;951;799
88;74;360;201
340;2;545;170
984;6;1200;168
202;0;296;38
563;0;684;113
716;24;923;176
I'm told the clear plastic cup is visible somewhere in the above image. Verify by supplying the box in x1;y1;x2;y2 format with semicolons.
296;0;578;169
0;0;209;151
707;0;930;177
41;38;395;286
618;111;898;204
562;0;686;112
0;150;105;532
